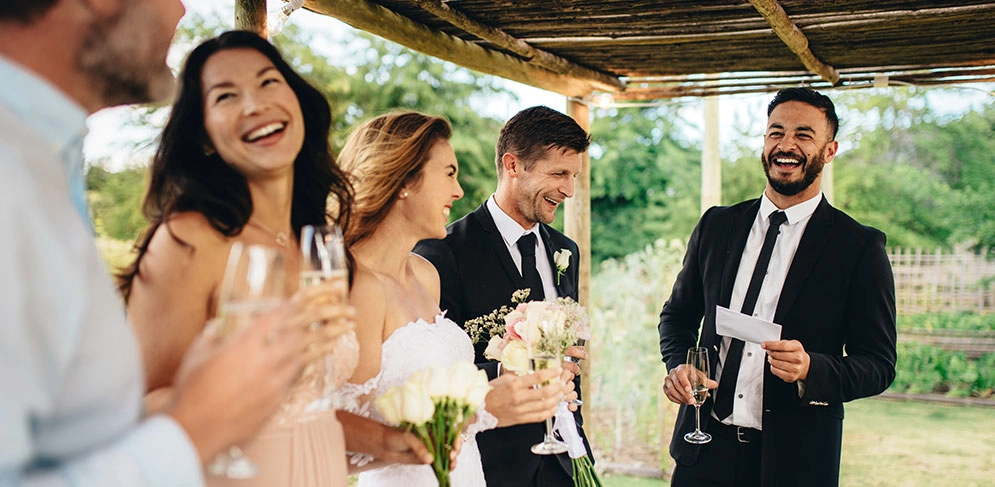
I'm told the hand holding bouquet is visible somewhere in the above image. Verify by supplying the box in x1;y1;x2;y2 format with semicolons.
374;361;491;487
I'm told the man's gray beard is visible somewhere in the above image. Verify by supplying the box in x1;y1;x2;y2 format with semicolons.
76;3;175;108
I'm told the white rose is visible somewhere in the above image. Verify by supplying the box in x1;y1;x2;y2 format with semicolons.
446;361;481;402
500;339;530;374
465;373;492;407
399;381;435;425
417;366;451;400
484;335;506;361
554;249;571;269
374;387;404;425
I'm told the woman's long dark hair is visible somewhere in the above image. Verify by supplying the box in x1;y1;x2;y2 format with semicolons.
117;30;352;301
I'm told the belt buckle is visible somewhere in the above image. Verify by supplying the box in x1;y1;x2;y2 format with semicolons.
736;427;750;444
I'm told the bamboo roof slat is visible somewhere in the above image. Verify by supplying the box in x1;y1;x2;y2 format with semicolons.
295;0;995;99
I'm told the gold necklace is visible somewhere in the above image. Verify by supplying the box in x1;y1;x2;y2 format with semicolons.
249;218;290;247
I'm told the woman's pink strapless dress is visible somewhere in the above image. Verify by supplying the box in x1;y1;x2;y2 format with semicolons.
208;332;360;487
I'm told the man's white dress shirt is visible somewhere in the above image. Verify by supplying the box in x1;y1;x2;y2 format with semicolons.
0;56;204;486
715;191;822;430
486;196;558;299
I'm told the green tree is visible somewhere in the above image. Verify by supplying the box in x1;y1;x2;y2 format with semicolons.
87;163;148;241
589;106;700;262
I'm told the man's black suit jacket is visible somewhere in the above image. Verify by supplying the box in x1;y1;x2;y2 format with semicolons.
414;203;592;487
658;197;897;487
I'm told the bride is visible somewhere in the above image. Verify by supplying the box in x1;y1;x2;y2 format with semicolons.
337;111;569;485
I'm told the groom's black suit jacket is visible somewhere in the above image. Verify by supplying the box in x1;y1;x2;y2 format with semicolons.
659;197;897;487
414;203;592;487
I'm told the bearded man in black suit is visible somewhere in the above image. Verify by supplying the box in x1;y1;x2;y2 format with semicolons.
658;88;897;487
415;106;593;487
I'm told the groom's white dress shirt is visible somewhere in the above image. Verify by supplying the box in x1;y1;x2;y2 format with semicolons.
0;56;203;486
486;195;558;299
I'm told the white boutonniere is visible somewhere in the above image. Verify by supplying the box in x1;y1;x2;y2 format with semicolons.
553;249;571;285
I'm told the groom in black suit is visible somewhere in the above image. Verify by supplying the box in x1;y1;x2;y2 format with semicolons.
658;88;897;487
415;106;593;486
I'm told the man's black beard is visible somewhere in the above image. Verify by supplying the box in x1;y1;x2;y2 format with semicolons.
762;150;825;197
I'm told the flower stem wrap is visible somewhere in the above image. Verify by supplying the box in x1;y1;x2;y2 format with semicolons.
553;402;603;487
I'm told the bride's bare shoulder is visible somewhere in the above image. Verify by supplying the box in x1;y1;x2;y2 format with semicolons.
407;252;441;293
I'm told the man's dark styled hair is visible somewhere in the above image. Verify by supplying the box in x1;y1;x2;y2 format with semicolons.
0;0;58;23
117;30;353;300
767;87;840;140
495;105;590;178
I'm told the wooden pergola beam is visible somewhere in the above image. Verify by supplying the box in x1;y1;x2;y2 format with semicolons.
409;0;623;90
236;0;268;36
748;0;841;85
304;0;625;97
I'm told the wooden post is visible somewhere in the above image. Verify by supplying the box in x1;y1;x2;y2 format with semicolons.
701;96;721;213
236;0;268;37
564;98;592;424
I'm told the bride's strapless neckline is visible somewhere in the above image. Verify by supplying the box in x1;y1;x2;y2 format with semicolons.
344;311;492;487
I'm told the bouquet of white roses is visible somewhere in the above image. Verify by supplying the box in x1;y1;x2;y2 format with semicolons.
374;361;491;487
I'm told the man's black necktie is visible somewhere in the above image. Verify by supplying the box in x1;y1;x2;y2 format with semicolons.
517;233;545;301
713;210;788;421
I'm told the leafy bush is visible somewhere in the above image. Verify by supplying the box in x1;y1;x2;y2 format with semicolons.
897;312;995;332
890;341;995;398
588;238;687;467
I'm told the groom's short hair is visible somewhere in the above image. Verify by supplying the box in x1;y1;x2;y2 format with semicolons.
495;106;590;178
0;0;59;23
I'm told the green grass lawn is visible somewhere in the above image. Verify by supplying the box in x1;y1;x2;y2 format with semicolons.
598;397;994;487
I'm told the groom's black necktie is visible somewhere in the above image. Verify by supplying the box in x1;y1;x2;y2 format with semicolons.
517;233;545;301
713;210;788;421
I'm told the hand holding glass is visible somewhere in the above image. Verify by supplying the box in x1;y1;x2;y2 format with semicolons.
299;224;349;406
683;347;712;444
208;242;286;478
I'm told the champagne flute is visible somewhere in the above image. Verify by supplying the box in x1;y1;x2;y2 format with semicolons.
529;324;569;455
207;242;286;479
683;346;712;444
299;224;349;409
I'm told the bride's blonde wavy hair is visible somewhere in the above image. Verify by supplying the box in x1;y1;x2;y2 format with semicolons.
338;111;452;247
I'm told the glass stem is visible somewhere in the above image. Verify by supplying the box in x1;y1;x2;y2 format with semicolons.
694;404;702;433
545;416;555;440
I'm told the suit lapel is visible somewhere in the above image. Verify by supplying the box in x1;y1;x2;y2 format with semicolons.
474;204;530;289
774;196;834;324
719;200;761;308
539;226;572;298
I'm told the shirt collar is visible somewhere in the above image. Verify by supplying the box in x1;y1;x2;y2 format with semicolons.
759;191;822;225
0;56;89;150
487;195;540;247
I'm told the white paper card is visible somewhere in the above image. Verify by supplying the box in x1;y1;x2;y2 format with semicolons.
715;305;782;344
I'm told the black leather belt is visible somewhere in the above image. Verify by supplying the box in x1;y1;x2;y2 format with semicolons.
711;421;761;444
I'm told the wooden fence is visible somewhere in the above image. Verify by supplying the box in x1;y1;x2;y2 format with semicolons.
888;248;995;315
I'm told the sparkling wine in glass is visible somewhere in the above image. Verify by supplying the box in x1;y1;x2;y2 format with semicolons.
683;346;712;444
529;352;569;455
299;224;349;409
207;242;286;479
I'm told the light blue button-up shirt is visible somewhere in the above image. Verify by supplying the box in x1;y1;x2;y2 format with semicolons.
0;56;204;486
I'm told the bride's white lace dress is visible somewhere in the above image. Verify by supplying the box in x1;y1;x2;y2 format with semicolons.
340;313;497;487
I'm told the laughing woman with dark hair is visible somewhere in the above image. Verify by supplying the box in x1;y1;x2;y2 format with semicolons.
119;31;430;486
